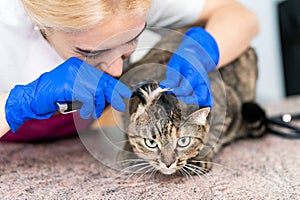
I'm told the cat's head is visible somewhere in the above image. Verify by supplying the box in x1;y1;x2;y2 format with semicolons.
127;80;210;175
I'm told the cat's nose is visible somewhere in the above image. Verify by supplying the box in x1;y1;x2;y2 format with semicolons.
165;162;174;168
161;148;176;168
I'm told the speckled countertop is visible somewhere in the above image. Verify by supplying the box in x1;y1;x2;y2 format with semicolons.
0;96;300;199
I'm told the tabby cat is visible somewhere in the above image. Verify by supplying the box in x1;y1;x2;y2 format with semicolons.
118;28;267;175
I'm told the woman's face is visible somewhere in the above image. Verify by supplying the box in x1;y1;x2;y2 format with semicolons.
45;13;147;77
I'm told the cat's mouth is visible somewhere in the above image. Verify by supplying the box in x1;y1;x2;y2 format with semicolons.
157;162;181;175
160;168;177;175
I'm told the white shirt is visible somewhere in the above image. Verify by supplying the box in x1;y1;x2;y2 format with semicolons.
0;0;205;93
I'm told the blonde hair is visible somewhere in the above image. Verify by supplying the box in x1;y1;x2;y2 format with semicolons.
20;0;151;32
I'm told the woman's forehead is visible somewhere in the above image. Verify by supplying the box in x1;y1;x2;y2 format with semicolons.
56;14;147;50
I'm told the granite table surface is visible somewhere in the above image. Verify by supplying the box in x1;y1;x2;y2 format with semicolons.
0;96;300;199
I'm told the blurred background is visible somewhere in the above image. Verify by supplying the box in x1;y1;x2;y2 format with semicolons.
238;0;299;105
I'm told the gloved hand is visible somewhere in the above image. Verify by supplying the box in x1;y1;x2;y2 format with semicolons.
5;57;132;132
160;27;219;108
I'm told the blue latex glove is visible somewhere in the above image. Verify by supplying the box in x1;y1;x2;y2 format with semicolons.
160;27;219;108
5;57;132;132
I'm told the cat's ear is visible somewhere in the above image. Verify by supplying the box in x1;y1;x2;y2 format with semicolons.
129;81;160;116
186;107;210;126
129;83;169;117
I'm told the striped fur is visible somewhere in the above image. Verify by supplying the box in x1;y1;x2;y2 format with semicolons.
119;28;267;175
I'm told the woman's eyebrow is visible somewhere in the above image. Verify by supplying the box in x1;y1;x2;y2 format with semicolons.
75;22;147;55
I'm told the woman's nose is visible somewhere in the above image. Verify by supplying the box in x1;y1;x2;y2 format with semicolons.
94;43;137;77
103;57;124;77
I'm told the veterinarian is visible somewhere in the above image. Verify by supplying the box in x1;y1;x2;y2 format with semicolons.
0;0;258;141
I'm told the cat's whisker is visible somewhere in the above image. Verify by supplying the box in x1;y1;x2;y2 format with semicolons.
179;168;189;179
115;158;146;165
186;164;209;176
185;163;214;182
117;162;150;177
182;167;194;181
186;163;206;172
189;159;237;174
133;164;153;174
149;168;158;179
189;159;219;165
183;165;202;178
126;164;153;182
136;166;156;182
114;158;147;170
120;162;149;173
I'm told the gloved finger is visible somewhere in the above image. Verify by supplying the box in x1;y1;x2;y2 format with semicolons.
160;63;182;88
177;95;198;105
99;79;127;112
160;79;178;89
110;81;132;112
194;84;213;108
35;111;57;120
172;76;194;96
110;92;126;112
26;80;60;115
178;84;211;106
175;51;211;87
114;81;132;99
33;102;58;117
103;86;127;112
73;81;94;101
191;63;211;88
79;96;95;119
94;91;106;118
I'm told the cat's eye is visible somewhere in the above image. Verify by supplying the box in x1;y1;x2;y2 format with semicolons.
144;139;158;148
177;137;191;148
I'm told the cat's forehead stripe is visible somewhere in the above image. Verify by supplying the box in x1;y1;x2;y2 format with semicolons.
132;87;171;121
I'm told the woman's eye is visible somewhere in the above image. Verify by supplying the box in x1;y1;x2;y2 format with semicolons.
177;137;191;148
84;52;105;60
144;138;158;148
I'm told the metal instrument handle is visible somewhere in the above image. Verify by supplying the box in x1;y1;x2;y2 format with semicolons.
56;101;83;114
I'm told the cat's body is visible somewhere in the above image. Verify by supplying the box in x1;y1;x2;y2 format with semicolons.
118;28;266;175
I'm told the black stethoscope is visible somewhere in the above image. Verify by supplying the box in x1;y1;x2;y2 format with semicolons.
267;113;300;139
